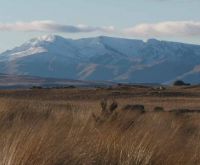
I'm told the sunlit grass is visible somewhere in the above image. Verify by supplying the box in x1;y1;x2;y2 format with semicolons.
0;97;200;164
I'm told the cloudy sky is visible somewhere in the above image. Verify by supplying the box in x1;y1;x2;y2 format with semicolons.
0;0;200;52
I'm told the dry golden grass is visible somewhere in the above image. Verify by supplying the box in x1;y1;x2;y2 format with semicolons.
0;86;200;164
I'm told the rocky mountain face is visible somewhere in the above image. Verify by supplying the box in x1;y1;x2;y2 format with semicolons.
1;35;200;84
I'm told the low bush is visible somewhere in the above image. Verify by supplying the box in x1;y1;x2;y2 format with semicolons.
154;106;164;112
173;80;190;86
122;104;145;113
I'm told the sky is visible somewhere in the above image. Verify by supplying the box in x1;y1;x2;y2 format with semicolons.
0;0;200;52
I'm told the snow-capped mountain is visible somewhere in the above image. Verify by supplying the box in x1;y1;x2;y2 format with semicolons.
1;34;200;84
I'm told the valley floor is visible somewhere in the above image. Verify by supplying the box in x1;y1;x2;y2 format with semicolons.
0;85;200;164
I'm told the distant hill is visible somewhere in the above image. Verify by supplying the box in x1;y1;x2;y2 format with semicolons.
0;73;114;89
1;35;200;84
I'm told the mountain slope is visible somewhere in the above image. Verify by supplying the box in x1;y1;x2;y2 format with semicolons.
0;73;115;89
1;35;200;84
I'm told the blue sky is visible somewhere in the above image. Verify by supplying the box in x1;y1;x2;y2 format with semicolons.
0;0;200;52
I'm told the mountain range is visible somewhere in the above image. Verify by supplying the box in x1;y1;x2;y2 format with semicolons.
1;35;200;84
0;73;115;89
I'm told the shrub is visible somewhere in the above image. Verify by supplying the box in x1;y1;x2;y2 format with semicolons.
173;80;190;86
31;86;43;89
122;104;145;113
154;106;164;112
169;109;200;114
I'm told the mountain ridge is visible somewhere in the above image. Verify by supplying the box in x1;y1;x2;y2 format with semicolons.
1;35;200;84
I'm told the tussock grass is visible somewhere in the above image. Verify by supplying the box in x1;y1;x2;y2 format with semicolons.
0;88;200;164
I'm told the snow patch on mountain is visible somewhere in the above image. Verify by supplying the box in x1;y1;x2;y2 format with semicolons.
9;47;47;59
24;35;58;47
37;35;57;42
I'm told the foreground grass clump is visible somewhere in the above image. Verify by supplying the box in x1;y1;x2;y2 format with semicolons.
0;99;200;165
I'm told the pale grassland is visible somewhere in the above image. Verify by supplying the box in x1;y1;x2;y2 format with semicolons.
0;87;200;164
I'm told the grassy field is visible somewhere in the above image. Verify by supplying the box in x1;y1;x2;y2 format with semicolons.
0;85;200;164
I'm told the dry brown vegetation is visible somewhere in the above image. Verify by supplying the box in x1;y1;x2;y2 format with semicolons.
1;85;200;164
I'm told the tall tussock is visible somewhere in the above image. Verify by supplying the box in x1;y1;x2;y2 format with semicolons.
92;99;118;124
1;99;200;164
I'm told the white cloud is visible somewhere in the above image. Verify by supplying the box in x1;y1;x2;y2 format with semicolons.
2;20;200;40
0;21;115;33
123;21;200;38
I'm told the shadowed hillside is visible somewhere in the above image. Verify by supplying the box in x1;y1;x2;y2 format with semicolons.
1;35;200;84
